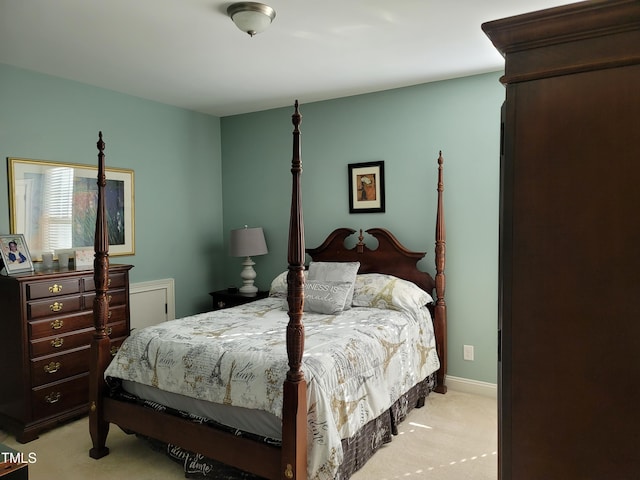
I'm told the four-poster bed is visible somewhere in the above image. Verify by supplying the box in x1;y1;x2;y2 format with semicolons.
89;101;447;480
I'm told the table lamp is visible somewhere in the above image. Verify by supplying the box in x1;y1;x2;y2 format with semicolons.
229;226;268;296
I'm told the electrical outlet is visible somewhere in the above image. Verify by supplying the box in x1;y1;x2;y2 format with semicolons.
463;344;474;361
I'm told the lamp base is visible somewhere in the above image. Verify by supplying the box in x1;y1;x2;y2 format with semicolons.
238;285;258;296
238;256;258;296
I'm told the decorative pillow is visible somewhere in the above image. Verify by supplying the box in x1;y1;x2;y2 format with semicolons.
352;273;433;311
269;270;308;297
307;261;360;310
303;280;352;314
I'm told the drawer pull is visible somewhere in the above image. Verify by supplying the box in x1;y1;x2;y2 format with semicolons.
285;464;294;479
108;294;112;303
110;346;119;357
50;319;64;330
108;278;112;287
49;284;63;293
107;327;113;336
108;311;112;319
45;392;62;404
44;361;61;374
51;338;64;348
49;301;64;312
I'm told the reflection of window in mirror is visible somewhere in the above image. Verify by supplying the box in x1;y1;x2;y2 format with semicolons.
13;166;74;255
43;167;74;253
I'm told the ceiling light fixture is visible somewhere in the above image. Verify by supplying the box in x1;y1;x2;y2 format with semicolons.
227;2;276;37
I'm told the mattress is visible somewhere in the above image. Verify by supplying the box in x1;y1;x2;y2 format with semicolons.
121;379;282;440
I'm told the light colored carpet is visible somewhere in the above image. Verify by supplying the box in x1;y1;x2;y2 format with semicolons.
0;389;496;480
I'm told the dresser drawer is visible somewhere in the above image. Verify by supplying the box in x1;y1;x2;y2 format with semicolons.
30;347;90;387
107;320;129;339
27;295;82;320
83;289;127;308
31;373;89;419
30;328;94;357
83;272;128;292
26;278;81;300
29;304;128;341
29;311;93;339
105;304;127;324
109;336;127;358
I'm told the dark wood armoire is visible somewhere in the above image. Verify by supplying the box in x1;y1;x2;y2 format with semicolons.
482;1;640;479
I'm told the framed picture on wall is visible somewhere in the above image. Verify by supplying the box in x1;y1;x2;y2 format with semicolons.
0;233;35;274
348;161;385;213
7;157;135;260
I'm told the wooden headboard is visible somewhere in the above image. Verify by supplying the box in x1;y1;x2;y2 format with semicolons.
306;227;435;294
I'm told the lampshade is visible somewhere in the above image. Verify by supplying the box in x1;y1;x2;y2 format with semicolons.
227;2;276;37
229;226;268;258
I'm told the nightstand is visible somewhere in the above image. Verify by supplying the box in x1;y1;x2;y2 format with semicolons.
209;289;269;310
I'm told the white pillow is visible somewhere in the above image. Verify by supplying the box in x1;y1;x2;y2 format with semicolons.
307;261;360;310
269;270;308;298
304;280;351;314
352;273;433;311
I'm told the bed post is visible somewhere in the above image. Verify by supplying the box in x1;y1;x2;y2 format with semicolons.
89;132;112;458
434;151;447;394
282;101;307;480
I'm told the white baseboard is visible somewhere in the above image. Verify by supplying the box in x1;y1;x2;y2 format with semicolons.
445;375;497;398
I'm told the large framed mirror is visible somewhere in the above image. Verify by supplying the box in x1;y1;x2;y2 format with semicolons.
8;157;135;260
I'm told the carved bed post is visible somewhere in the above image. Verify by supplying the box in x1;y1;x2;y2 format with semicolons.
282;101;307;480
434;151;448;394
89;132;112;458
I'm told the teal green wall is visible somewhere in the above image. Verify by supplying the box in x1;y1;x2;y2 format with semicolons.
221;72;503;383
1;62;502;384
0;63;223;316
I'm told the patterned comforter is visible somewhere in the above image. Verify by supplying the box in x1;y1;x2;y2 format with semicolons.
105;295;439;480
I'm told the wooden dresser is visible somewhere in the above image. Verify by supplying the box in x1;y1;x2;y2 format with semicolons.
483;1;640;479
0;264;133;443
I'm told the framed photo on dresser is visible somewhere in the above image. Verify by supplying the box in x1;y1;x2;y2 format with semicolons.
0;233;34;274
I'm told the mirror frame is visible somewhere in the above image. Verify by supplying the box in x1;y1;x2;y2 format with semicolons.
7;157;135;260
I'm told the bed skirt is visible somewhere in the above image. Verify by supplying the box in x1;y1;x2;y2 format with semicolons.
107;373;436;480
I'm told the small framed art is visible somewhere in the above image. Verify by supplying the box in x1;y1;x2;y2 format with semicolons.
348;161;385;213
0;234;34;274
74;247;94;269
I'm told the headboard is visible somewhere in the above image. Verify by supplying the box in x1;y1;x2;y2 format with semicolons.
306;227;435;295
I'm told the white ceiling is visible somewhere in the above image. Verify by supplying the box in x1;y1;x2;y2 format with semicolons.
0;0;580;117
